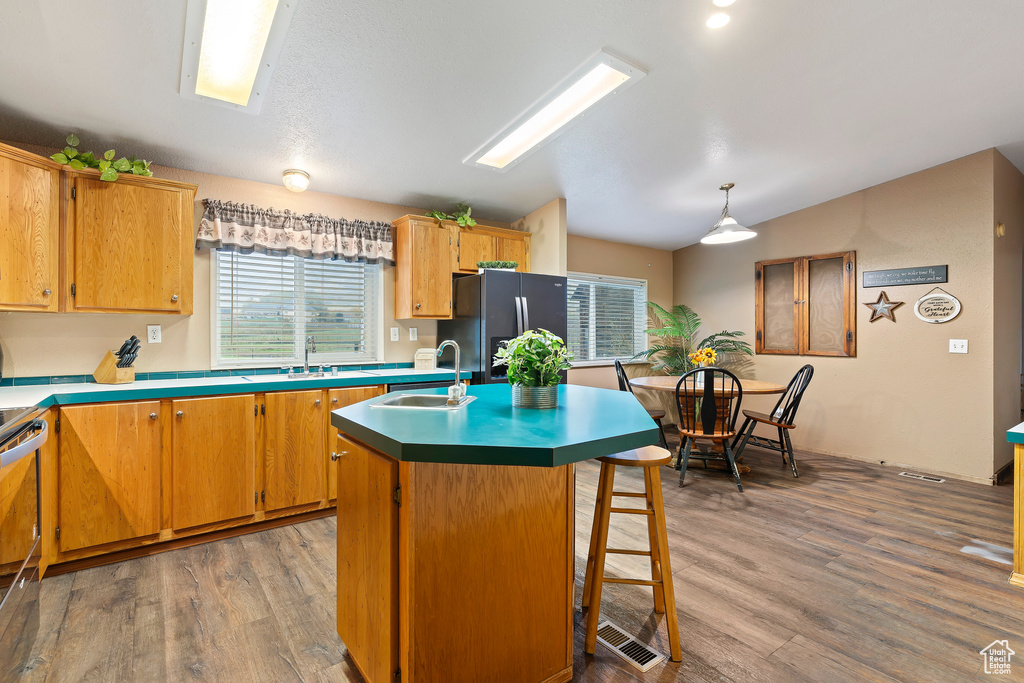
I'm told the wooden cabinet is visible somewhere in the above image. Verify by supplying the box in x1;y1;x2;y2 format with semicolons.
456;229;496;272
454;224;531;274
65;171;196;314
394;215;454;319
57;402;162;552
263;390;325;511
0;143;61;312
326;386;385;500
495;234;530;273
170;394;256;530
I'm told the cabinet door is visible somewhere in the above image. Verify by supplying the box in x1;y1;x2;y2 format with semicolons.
327;386;384;500
171;395;255;530
0;147;60;311
0;438;38;567
496;236;529;273
71;176;191;313
457;230;495;273
264;390;325;511
335;434;399;683
57;402;162;552
411;220;452;317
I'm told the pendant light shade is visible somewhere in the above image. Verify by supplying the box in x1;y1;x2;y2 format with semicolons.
700;183;757;244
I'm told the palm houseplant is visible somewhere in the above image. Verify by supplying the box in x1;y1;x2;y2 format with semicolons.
493;329;573;408
633;303;753;373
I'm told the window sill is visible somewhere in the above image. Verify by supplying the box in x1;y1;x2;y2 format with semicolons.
570;359;649;369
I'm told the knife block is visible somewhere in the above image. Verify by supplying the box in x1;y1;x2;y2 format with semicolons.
93;351;135;384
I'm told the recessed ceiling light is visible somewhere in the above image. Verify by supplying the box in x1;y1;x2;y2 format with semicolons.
706;13;731;29
713;0;736;7
179;0;299;115
465;50;647;172
282;169;310;192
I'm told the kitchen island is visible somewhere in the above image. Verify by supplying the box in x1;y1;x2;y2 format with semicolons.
331;383;659;683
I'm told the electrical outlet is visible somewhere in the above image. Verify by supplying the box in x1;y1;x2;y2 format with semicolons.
949;339;968;354
390;327;400;342
147;325;162;344
409;327;418;341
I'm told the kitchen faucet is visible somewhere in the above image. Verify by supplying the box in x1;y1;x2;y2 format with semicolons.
304;336;317;375
436;340;464;406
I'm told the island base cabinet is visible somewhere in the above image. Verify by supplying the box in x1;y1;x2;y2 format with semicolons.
336;434;574;683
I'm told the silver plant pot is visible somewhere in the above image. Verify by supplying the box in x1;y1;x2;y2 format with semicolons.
511;384;559;409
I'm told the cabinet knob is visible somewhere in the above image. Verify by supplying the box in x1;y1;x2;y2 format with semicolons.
171;294;179;302
314;399;321;407
42;289;51;296
149;413;157;420
415;303;421;309
176;411;184;418
332;397;338;403
331;451;347;462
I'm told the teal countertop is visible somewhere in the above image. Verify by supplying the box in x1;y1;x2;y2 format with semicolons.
1007;422;1024;445
331;384;660;467
0;368;470;412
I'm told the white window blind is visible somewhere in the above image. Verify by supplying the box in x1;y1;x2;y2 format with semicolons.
213;251;381;368
567;273;647;363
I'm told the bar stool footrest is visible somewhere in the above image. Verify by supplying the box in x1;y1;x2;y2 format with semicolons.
603;578;661;587
606;548;652;557
609;507;654;515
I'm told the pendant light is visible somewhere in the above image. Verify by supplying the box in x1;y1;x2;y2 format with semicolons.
700;183;757;244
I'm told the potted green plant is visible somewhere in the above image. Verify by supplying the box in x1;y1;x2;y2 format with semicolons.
477;260;519;273
493;329;573;408
633;303;753;373
426;202;477;227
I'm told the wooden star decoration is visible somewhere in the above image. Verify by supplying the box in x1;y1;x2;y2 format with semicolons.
864;290;904;322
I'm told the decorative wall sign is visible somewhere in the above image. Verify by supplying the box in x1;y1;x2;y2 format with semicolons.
864;291;904;322
862;265;947;288
914;287;961;323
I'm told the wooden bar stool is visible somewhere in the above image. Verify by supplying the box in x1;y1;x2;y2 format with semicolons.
582;445;682;662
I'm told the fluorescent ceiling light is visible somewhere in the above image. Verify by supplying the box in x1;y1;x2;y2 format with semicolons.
706;13;731;29
465;50;647;172
713;0;736;7
180;0;298;114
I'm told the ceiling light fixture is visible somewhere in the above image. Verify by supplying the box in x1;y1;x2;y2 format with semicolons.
706;13;731;28
712;0;736;7
700;183;757;244
464;49;647;172
282;169;310;192
179;0;299;114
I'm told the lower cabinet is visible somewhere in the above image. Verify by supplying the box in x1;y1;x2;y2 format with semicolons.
327;386;385;501
171;394;256;531
263;390;325;512
57;402;162;552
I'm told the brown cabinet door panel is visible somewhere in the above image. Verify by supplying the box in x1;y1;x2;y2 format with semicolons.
73;177;185;312
326;386;384;500
171;395;255;530
57;402;162;552
0;149;59;311
264;390;325;511
495;236;529;273
457;231;495;272
411;221;452;317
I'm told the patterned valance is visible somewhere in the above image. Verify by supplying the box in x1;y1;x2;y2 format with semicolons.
196;199;394;264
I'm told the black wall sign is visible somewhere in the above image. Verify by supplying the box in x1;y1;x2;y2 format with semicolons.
862;265;947;288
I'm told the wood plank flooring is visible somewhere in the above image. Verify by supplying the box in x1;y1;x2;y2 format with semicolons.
13;441;1024;682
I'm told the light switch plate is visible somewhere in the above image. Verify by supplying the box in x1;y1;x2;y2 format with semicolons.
949;339;968;354
390;327;400;342
147;325;162;344
409;327;418;341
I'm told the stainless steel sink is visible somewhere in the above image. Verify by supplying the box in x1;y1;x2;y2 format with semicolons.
371;393;476;410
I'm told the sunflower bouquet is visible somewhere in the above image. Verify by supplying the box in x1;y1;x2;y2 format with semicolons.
687;348;718;367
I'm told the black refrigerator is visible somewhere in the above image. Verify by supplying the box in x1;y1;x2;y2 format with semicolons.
437;271;568;384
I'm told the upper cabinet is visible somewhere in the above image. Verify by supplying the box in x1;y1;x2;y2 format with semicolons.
0;144;61;312
393;215;531;319
65;170;196;314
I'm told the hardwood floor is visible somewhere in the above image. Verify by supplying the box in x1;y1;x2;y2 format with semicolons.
14;441;1024;682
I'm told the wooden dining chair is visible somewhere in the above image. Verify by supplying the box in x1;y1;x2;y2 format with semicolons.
732;364;814;478
675;366;745;491
614;360;669;450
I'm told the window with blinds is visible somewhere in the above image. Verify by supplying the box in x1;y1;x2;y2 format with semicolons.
567;273;648;364
213;251;381;368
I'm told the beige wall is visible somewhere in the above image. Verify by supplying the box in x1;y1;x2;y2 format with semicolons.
674;150;1003;483
0;142;508;377
513;198;567;276
564;235;676;417
993;152;1024;474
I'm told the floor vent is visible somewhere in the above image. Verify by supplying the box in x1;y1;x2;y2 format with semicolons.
899;471;945;483
595;621;667;672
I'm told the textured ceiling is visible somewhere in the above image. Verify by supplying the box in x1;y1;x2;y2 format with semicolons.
1;1;1023;249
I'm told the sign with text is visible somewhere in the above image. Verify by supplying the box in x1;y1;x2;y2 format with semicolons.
862;266;947;288
914;290;961;323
